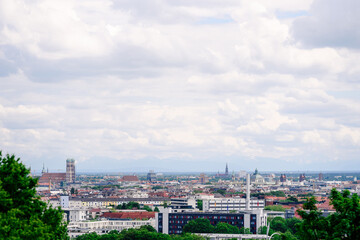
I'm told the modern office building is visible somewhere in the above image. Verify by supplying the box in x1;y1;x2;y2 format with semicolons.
170;198;197;211
156;208;267;235
147;170;157;182
203;198;265;212
66;158;76;183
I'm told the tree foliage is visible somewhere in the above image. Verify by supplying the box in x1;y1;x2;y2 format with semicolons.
264;205;286;211
76;227;205;240
214;222;240;234
183;218;214;233
196;200;203;211
0;151;68;239
297;188;360;240
116;201;141;210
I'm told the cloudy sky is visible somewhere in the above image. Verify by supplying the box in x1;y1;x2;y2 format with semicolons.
1;0;360;173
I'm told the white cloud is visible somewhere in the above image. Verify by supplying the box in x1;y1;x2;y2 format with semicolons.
0;0;359;171
292;0;360;48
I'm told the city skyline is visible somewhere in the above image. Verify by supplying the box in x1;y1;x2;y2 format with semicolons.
1;0;360;172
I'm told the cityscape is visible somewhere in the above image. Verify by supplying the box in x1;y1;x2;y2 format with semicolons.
1;0;360;239
26;158;359;239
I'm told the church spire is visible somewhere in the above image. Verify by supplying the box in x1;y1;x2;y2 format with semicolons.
225;163;229;175
42;163;46;175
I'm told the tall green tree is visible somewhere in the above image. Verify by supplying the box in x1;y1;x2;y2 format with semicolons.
0;151;68;239
327;188;360;239
296;196;329;239
270;217;288;233
183;218;214;233
214;222;239;234
297;188;360;240
196;200;203;211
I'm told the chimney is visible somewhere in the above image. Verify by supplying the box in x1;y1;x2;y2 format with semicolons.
246;173;250;210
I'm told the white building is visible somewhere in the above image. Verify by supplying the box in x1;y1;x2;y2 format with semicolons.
68;219;155;238
203;198;265;212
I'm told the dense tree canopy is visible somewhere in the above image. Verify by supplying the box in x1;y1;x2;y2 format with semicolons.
264;205;286;212
76;227;204;240
0;151;68;239
297;189;360;240
214;222;240;234
183;218;250;235
182;218;214;233
116;201;141;210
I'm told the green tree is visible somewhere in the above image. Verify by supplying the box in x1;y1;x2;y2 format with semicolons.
77;227;206;240
119;228;170;240
266;191;286;197
286;196;298;203
70;187;78;195
139;225;157;232
197;200;203;210
142;205;152;212
76;232;99;240
296;196;331;239
270;217;288;233
285;218;301;235
327;188;360;239
281;230;298;240
127;201;140;209
0;151;68;239
239;227;251;234
264;205;286;211
171;233;205;240
154;206;160;212
183;218;214;233
116;203;127;209
214;222;239;234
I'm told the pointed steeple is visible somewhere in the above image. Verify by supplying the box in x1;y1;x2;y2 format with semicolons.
225;163;229;175
42;163;46;175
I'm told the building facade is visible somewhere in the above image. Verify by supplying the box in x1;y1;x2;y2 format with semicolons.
280;174;286;183
203;198;265;212
66;158;76;183
299;174;306;182
68;219;155;238
156;208;267;235
147;170;157;182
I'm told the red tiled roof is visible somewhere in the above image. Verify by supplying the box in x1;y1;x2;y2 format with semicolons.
38;173;66;183
121;175;139;182
101;212;155;220
265;196;287;200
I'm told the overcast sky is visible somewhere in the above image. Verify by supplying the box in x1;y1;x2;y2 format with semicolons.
1;0;360;173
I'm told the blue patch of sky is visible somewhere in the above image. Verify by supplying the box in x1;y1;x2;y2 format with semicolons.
196;15;234;25
327;90;360;100
275;10;309;19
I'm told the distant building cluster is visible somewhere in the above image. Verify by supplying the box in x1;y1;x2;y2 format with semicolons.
35;162;359;238
38;158;76;190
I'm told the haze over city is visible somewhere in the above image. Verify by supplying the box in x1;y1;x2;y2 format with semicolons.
1;0;360;172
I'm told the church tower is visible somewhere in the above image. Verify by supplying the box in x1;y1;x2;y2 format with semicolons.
225;163;229;176
41;163;46;175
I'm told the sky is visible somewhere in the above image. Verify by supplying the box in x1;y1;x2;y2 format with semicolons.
0;0;360;173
